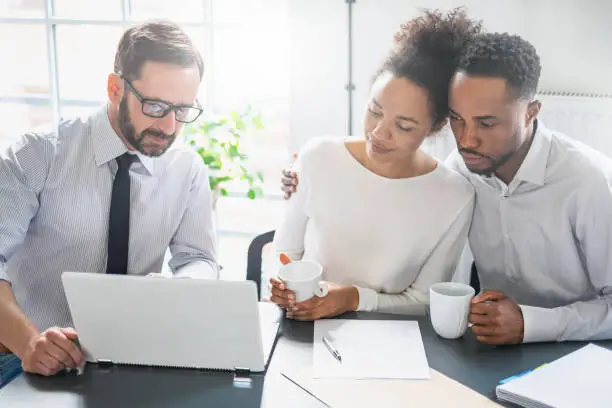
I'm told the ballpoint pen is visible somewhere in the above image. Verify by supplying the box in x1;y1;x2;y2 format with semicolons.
322;335;342;362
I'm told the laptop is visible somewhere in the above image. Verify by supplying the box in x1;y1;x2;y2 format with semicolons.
61;272;280;373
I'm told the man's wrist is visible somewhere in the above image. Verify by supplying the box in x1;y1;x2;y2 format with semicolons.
11;328;39;360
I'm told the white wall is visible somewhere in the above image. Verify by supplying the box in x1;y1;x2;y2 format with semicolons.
288;0;348;152
290;0;612;152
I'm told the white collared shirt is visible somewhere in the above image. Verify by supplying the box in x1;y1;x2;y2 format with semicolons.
447;121;612;342
0;106;218;331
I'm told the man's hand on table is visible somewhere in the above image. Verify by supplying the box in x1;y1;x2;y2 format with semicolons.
469;290;525;345
20;327;85;376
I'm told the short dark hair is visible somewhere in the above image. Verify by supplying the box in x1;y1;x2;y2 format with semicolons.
378;8;482;128
114;20;204;81
458;33;541;100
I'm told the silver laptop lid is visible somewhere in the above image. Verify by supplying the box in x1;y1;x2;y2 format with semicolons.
61;272;278;373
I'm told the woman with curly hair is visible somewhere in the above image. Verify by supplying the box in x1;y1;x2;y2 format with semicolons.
271;8;482;320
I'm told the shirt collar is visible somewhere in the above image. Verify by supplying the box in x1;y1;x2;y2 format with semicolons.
512;120;552;187
90;105;154;176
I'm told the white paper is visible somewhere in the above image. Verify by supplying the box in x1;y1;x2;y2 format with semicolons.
282;369;500;408
313;319;430;379
496;343;612;408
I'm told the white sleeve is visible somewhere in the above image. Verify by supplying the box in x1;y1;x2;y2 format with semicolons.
355;195;474;314
273;153;310;261
520;176;612;342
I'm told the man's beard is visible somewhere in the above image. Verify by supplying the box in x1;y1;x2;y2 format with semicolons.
460;148;514;177
118;98;176;158
459;127;522;177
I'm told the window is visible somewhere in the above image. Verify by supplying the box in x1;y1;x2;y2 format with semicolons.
2;0;291;280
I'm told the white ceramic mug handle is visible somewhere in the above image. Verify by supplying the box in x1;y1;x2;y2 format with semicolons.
316;281;328;297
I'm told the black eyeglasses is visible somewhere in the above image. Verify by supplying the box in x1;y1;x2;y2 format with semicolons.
123;78;204;123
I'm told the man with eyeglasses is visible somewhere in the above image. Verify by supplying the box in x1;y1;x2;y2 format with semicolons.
0;21;218;381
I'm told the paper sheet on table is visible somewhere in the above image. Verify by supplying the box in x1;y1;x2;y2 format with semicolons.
313;319;430;379
282;368;502;408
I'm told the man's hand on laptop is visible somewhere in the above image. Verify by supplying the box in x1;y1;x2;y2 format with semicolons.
21;327;85;376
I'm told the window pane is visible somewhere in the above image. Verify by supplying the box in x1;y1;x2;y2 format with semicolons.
212;26;290;113
56;25;123;101
246;119;291;195
211;24;291;195
214;0;288;26
216;233;278;298
217;235;250;280
60;105;100;121
130;0;207;23
181;26;209;102
0;24;49;98
0;102;53;150
215;197;284;286
0;0;46;18
53;0;122;20
216;196;283;234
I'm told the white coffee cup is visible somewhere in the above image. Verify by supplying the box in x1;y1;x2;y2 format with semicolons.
278;261;329;303
429;282;475;339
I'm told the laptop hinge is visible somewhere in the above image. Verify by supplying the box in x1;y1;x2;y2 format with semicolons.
96;359;114;368
233;367;252;388
234;367;251;376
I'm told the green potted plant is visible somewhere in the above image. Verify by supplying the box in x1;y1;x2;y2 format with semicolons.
183;106;265;209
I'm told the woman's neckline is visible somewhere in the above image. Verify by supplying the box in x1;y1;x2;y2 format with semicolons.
340;137;440;182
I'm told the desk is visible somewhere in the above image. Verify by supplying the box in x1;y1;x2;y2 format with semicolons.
2;311;611;407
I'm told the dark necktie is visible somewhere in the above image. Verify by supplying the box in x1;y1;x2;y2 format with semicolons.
106;153;137;275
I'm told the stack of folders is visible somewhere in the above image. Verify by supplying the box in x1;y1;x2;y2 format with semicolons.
495;343;611;408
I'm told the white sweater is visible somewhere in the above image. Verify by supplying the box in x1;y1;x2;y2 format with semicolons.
274;137;474;314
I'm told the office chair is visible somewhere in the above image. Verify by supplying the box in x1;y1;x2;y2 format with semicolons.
246;230;275;300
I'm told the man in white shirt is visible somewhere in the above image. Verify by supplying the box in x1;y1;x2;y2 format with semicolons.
282;32;612;345
0;21;217;380
445;32;612;344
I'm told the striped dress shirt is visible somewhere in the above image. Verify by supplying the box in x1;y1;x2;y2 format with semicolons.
0;106;218;332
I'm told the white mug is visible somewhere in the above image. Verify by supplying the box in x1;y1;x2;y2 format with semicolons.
278;261;328;303
429;282;475;339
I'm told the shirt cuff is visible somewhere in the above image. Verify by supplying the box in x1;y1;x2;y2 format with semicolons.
519;304;563;343
355;286;378;312
174;261;218;280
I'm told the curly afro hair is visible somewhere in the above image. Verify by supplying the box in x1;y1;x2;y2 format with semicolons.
458;33;541;100
378;8;482;128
